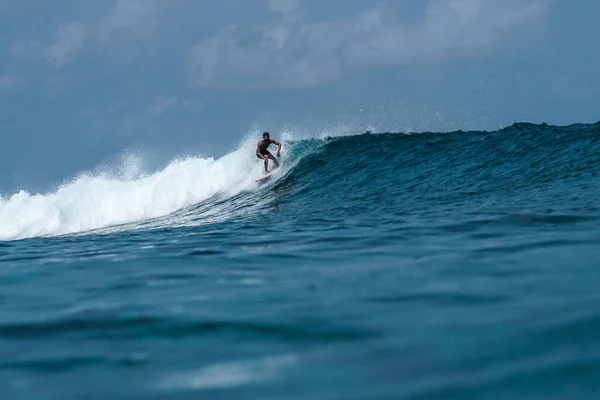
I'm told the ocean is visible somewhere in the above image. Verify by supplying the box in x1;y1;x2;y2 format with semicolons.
1;121;599;399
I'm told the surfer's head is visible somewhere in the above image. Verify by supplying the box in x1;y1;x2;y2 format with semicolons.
263;132;270;139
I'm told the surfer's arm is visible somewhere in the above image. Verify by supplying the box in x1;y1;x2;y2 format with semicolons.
271;140;282;156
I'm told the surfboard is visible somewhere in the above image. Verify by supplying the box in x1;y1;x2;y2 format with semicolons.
255;166;280;182
255;171;273;182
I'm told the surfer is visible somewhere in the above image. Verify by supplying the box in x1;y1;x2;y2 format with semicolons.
256;131;281;174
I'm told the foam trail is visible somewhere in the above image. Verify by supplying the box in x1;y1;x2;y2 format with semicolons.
0;137;271;241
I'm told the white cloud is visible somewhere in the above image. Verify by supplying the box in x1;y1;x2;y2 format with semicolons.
11;40;43;61
12;23;87;68
268;0;299;15
44;22;87;67
150;96;178;116
100;0;157;43
189;0;550;89
0;74;22;90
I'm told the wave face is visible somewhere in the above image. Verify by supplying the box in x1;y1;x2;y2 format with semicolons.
283;122;600;220
1;122;598;241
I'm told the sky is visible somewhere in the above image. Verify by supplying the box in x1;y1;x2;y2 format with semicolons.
1;0;599;193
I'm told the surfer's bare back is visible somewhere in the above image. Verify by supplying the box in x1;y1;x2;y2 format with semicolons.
256;131;281;174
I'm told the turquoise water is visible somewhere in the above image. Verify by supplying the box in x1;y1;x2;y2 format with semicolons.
1;122;599;399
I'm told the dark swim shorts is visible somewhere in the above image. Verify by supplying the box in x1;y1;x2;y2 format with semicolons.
257;150;272;159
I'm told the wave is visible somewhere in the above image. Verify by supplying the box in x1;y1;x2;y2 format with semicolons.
0;135;301;241
0;122;598;241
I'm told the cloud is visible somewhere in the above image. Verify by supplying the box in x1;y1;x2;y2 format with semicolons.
11;40;43;61
100;0;157;43
150;96;178;116
44;22;87;67
11;22;87;68
189;0;550;89
268;0;299;15
0;74;22;90
10;0;160;74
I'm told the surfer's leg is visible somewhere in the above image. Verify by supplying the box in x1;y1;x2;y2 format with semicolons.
268;153;279;169
261;153;272;173
258;152;269;173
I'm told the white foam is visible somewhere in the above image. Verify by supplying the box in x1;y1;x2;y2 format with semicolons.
160;355;297;391
0;136;277;241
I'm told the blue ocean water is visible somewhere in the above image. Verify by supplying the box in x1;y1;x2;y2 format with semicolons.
1;122;599;399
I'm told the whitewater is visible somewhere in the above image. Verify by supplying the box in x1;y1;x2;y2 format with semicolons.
0;134;296;241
